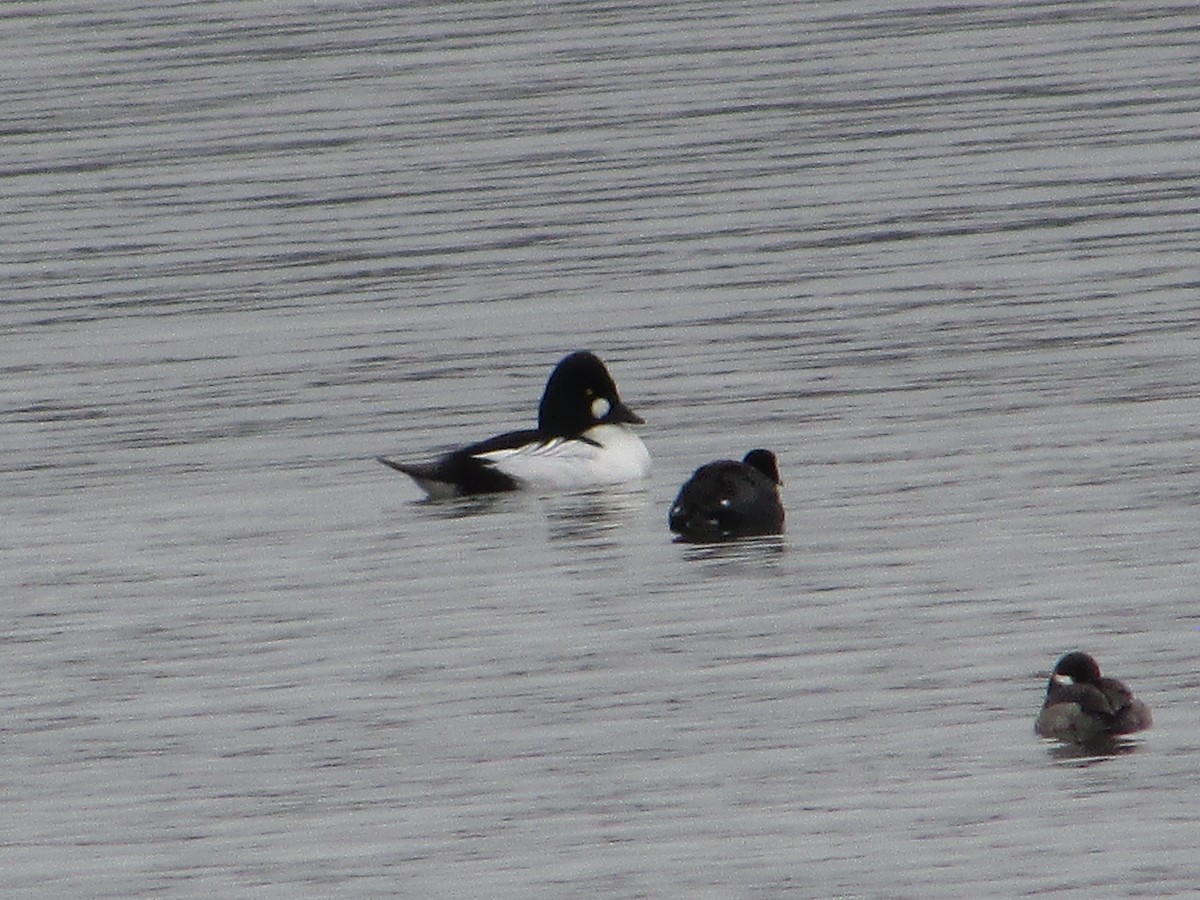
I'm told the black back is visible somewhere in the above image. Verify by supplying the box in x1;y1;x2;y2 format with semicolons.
669;449;784;542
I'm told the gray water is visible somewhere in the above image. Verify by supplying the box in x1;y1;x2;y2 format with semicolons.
4;2;1200;897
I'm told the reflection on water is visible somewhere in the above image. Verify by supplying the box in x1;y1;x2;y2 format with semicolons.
409;491;516;519
676;535;786;567
1046;738;1144;765
541;488;651;542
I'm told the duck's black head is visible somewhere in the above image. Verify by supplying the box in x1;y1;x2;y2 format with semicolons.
742;449;781;484
538;351;643;437
1051;651;1103;687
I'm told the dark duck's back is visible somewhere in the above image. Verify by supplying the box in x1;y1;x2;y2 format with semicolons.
669;449;784;543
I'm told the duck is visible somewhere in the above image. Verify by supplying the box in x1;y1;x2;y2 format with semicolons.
668;449;784;542
379;351;650;499
1035;651;1152;744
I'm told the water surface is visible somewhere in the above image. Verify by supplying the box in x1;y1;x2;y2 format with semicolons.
4;2;1200;897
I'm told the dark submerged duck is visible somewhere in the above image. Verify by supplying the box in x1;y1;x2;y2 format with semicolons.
668;449;784;543
378;351;650;499
1035;651;1152;744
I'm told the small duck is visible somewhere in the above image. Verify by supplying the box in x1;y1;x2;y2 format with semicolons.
668;449;784;542
1035;651;1152;744
379;351;650;499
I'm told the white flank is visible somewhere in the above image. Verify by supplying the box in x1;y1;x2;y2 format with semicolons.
478;424;650;489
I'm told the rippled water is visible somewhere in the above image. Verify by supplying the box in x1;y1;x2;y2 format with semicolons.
5;2;1200;896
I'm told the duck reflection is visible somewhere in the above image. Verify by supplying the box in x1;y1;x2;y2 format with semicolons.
541;487;650;543
677;534;785;576
1046;737;1143;765
413;492;515;519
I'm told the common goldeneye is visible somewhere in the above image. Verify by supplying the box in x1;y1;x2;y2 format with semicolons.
379;351;650;499
668;449;784;542
1035;651;1152;744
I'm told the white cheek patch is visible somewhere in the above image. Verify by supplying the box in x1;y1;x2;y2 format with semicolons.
590;397;611;420
1052;673;1075;686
